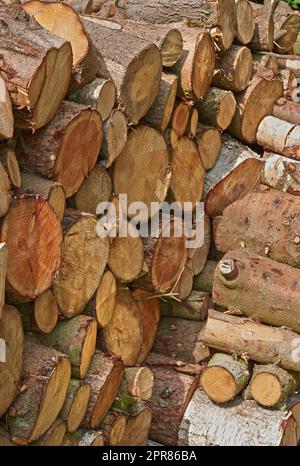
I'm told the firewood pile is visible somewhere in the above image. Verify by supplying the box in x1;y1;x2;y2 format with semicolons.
2;0;300;447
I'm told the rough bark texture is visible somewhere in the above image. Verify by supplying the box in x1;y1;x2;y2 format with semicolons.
262;152;300;195
160;290;210;321
273;98;300;126
213;45;252;92
249;1;276;51
196;87;236;131
277;54;300;77
257;115;300;160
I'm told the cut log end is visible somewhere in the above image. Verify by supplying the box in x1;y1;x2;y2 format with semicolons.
0;75;14;139
235;0;255;44
34;289;59;334
161;29;183;67
195;125;221;170
74;165;112;214
250;372;283;407
201;365;237;403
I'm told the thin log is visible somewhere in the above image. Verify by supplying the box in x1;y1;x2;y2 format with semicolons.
195;124;221;170
60;379;91;432
17;289;59;334
213;45;252;92
195;87;236;131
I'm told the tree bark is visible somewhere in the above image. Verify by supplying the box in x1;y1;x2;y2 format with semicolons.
213;45;252;92
60;379;91;432
273;1;300;54
280;69;297;99
235;0;255;44
257;115;300;160
195;124;221;170
16;101;103;198
277;54;300;77
152;317;209;364
62;429;104;446
179;389;297;446
84;270;117;328
249;0;276;51
39;315;97;379
252;51;278;75
82;351;124;429
17;289;59;334
0;3;72;131
228;74;283;143
193;260;218;294
262;152;300;195
161;290;210;321
53;209;109;318
7;335;71;444
203;309;300;372
195;87;236;131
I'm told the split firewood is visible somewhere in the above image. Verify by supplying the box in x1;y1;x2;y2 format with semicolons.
196;87;236;131
193;260;218;294
100;410;127;446
144;73;178;133
39;315;97;379
0;144;20;189
72;164;111;214
186;214;211;276
83;15;162;124
7;335;71;445
0;243;7;314
0;4;72;131
203;310;300;372
194;125;221;171
213;188;300;267
201;353;251;403
152;317;209;364
0;75;13;139
235;0;255;45
34;419;66;446
228;74;283;143
69;77;116;121
170;100;191;137
0;304;23;418
213;45;252;92
169;28;215;100
1;195;62;302
117;405;152;446
100;109;128;167
84;270;116;328
257;115;300;160
98;286;143;366
273;1;300;54
273;98;300;126
17;289;59;334
60;379;91;432
204;134;263;217
160;290;210;322
82;351;124;429
214;248;300;333
23;1;100;93
179;389;297;446
53;209;109;318
244;364;299;408
249;0;277;52
148;365;200;445
131;289;161;366
16;101;103;198
18;173;65;222
262;152;300;195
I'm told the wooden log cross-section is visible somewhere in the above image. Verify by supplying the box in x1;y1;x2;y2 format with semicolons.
249;0;276;52
195;87;236;131
273;1;300;54
17;289;59;334
212;45;253;92
60;379;91;433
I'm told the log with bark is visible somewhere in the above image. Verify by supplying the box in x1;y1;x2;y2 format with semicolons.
179;389;297;446
83;15;162;124
60;379;91;432
39;315;97;379
213;45;252;92
72;164;112;214
249;0;276;52
257;115;300;160
152;317;209;364
273;1;300;54
273;98;300;126
0;4;72;131
200;353;251;403
0;304;23;418
63;429;104;446
84;270;116;328
34;418;66;446
100;410;127;445
82;351;124;429
195;87;236;131
53;209;109;318
228;74;283;143
160;290;210;322
262;152;300;195
194;124;221;171
17;289;59;334
252;51;278;74
235;0;255;44
118;367;154;402
213;187;300;267
7;335;71;445
1;195;62;302
203;310;300;372
203;134;263;217
0;75;13;139
16;101;103;198
193;260;218;294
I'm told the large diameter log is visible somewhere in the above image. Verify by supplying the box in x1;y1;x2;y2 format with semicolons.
204;134;263;217
257;116;300;160
169;29;215;100
0;304;24;418
0;243;7;315
33;418;66;446
179;389;297;446
23;1;99;93
16;101;103;198
249;1;276;52
144;72;178;133
99;287;143;366
273;1;300;54
83;16;162;124
203;310;300;372
17;289;59;334
0;4;72;131
1;196;62;302
69;77;116;121
262;152;300;195
160;290;210;322
235;0;255;45
193;260;218;294
195;87;236;131
73;165;112;214
228;74;283;143
53;210;109;318
273;98;300;126
7;335;71;444
214;248;300;333
113;126;170;220
84;270;116;328
213;187;300;267
83;351;124;429
39;315;97;379
60;379;91;432
18;173;65;222
212;45;252;92
152;317;209;364
0;75;13;139
201;353;251;403
148;365;200;445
